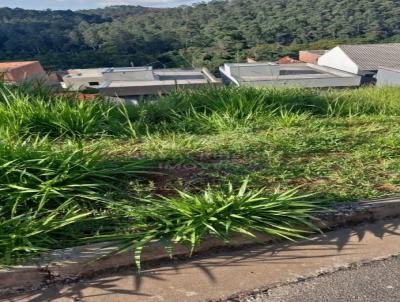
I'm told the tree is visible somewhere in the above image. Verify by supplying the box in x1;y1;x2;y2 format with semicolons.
0;0;399;71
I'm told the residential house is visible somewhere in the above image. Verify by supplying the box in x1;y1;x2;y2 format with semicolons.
219;62;361;88
62;66;220;98
299;50;328;64
376;67;400;86
0;61;46;83
318;43;400;84
62;68;105;90
275;56;302;64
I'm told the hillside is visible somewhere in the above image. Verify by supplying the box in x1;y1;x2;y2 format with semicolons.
0;0;399;70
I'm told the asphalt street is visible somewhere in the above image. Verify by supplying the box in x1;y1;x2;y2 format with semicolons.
233;256;400;302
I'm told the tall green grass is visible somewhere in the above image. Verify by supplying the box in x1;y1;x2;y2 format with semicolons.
1;84;400;139
136;86;400;134
325;87;400;116
97;179;321;269
0;136;150;264
0;200;92;265
1;83;400;266
0;137;150;216
0;84;137;139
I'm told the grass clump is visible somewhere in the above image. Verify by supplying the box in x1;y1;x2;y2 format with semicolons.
0;84;137;139
0;136;150;264
0;138;150;216
101;179;321;269
0;200;92;265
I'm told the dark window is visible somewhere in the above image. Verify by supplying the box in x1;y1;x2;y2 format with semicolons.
89;81;99;86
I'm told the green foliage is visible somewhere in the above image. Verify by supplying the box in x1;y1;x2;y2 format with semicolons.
0;135;149;264
0;84;389;140
2;84;400;266
103;179;322;269
0;1;399;70
0;201;92;265
0;137;150;216
134;86;400;134
0;84;137;139
325;87;400;116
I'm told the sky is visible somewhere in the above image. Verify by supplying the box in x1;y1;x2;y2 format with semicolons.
0;0;205;10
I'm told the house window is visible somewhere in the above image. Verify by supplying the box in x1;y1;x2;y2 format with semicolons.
89;81;99;86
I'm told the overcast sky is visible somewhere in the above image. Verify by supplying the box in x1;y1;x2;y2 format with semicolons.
0;0;205;10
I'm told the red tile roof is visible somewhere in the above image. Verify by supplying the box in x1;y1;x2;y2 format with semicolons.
0;61;45;82
0;61;38;70
275;56;302;64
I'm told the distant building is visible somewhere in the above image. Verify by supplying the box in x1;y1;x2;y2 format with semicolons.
246;57;258;64
62;68;106;90
275;56;302;64
62;66;220;97
299;50;328;64
318;43;400;83
219;62;361;88
376;67;400;86
0;61;46;83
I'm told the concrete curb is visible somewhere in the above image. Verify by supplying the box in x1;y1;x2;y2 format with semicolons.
1;197;400;294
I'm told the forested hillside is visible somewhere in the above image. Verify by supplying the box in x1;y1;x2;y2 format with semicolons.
1;0;399;71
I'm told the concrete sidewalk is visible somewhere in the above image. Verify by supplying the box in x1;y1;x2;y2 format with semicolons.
3;219;400;302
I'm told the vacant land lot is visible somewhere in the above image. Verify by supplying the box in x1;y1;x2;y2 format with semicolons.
107;115;400;202
1;84;399;266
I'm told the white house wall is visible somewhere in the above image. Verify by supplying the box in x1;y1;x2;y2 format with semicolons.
239;76;361;88
103;70;155;81
219;66;240;86
376;68;400;86
229;64;280;78
63;76;103;90
318;47;359;74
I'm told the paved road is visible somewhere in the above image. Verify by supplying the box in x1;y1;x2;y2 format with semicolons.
233;256;400;302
